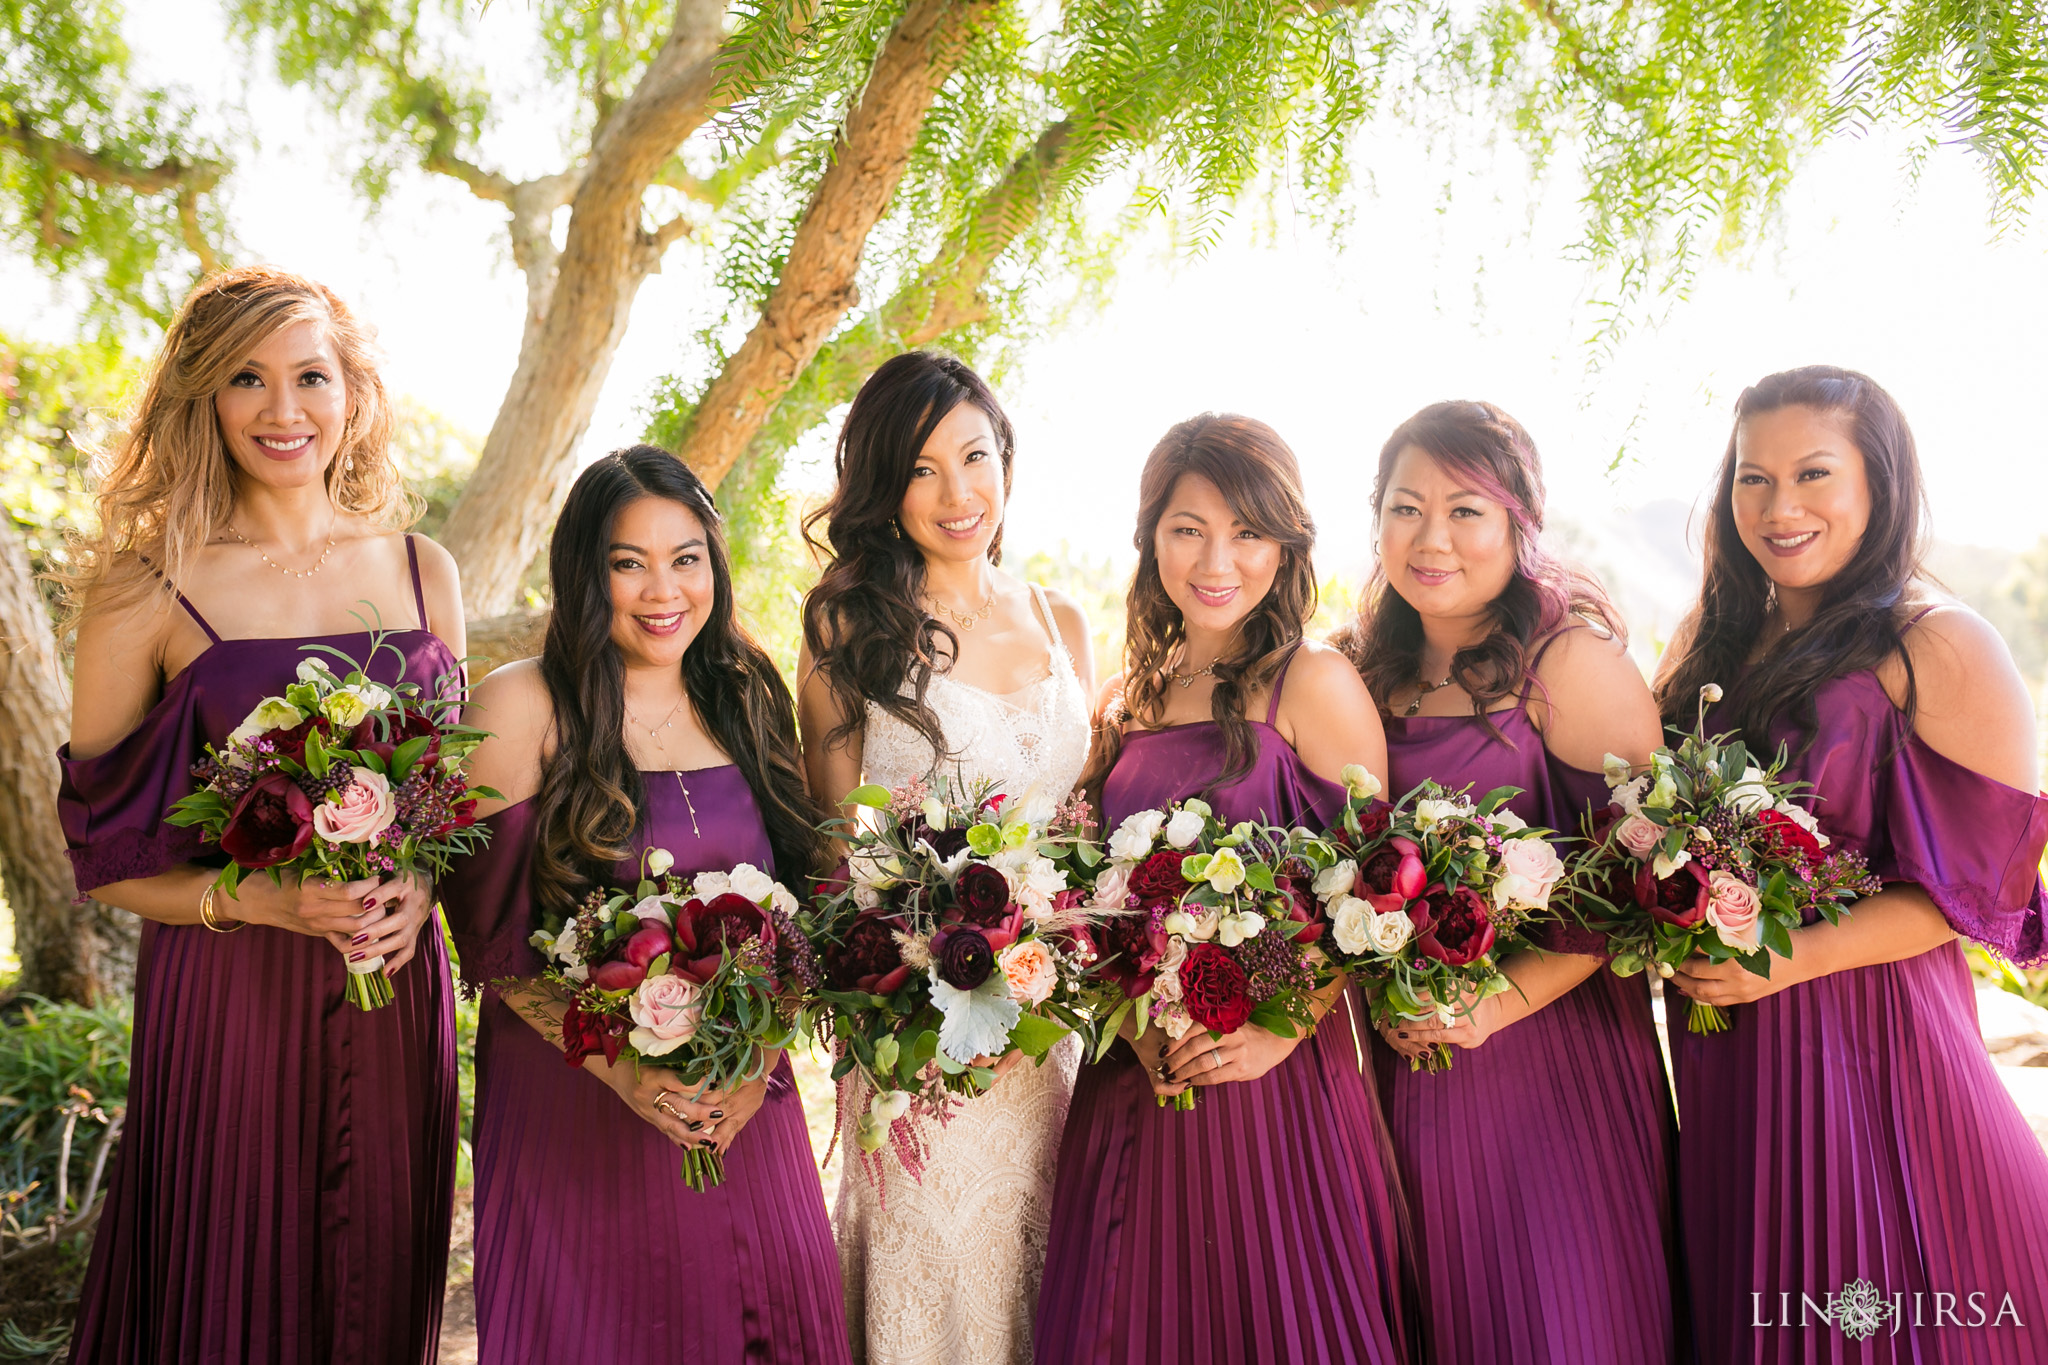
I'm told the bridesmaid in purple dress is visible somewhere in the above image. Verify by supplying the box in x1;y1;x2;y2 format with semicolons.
1334;401;1686;1363
57;266;461;1363
1657;366;2048;1363
437;446;848;1364
1035;414;1416;1365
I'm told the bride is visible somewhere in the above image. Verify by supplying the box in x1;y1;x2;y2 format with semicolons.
798;351;1094;1364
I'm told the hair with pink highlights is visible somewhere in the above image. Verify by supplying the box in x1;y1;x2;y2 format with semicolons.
1332;400;1623;739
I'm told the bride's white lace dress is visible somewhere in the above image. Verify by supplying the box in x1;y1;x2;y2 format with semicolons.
836;584;1091;1365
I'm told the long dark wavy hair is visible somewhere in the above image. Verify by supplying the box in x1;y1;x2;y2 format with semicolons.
1331;400;1622;741
1655;365;1927;742
801;351;1016;758
531;446;827;917
1081;413;1319;799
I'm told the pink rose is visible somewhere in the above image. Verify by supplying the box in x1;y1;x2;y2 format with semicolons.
313;766;397;844
1613;813;1662;859
1493;837;1565;910
628;974;704;1056
1705;870;1762;952
998;939;1058;1005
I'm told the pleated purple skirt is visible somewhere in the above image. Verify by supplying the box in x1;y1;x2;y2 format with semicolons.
1372;968;1687;1363
68;919;458;1364
469;996;849;1364
1034;995;1415;1365
1674;940;2048;1364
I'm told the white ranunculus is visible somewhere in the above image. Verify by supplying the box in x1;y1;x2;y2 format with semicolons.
1365;907;1415;955
1163;809;1206;849
1413;798;1460;830
693;870;733;900
728;863;776;903
645;847;675;877
1331;895;1373;956
1313;859;1358;900
1089;865;1132;909
1722;765;1772;815
1108;809;1167;861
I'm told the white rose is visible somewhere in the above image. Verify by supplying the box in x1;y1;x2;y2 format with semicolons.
1163;809;1206;849
770;883;800;918
1108;809;1167;861
645;847;675;877
1314;860;1358;900
1331;895;1373;956
1089;865;1132;909
728;863;776;903
853;883;881;910
1365;907;1415;955
692;870;733;900
1722;765;1772;815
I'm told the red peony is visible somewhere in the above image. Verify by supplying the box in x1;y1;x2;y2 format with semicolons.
350;709;441;768
560;1002;627;1068
825;913;912;995
1413;884;1497;966
1757;809;1825;866
1179;942;1253;1034
1633;860;1711;928
1128;850;1191;907
219;770;316;868
1358;847;1405;897
952;863;1012;926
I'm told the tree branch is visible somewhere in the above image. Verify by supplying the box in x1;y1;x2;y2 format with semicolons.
1;117;226;199
679;0;998;488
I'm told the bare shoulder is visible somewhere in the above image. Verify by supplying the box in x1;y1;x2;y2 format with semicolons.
399;532;465;648
68;571;184;758
1531;621;1661;768
1534;619;1642;691
1889;596;2037;790
403;532;461;594
1276;640;1374;711
1038;585;1090;636
468;659;552;744
1094;670;1127;725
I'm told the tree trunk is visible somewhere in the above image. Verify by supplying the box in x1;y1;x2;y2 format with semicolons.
679;0;997;489
0;525;135;1004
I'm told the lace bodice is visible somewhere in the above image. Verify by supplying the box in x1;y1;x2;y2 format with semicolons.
837;582;1090;1365
860;584;1090;804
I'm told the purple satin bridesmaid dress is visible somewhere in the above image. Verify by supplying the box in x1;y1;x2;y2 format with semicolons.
437;766;850;1365
1035;656;1418;1365
1377;679;1687;1363
57;539;459;1364
1675;668;2048;1364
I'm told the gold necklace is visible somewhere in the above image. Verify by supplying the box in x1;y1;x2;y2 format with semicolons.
228;521;336;579
1168;660;1217;689
674;772;701;840
927;584;997;630
1402;670;1455;718
629;696;689;754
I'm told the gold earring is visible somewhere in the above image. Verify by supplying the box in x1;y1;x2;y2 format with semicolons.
891;520;903;540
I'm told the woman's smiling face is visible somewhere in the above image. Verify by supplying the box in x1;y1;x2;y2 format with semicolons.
1153;472;1282;637
1729;404;1872;596
1376;445;1518;621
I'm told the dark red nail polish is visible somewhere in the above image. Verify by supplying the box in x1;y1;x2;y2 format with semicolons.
1396;1031;1409;1039
349;952;366;962
363;896;377;909
350;933;368;945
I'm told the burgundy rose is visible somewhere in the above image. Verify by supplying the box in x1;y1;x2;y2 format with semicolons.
1179;942;1253;1034
825;914;912;995
1128;850;1191;907
1270;873;1324;945
350;709;440;767
935;926;995;991
1096;912;1165;998
560;1002;626;1068
915;823;971;862
1413;884;1497;966
953;863;1012;927
219;770;316;868
1757;809;1825;867
1633;860;1711;929
1353;803;1393;843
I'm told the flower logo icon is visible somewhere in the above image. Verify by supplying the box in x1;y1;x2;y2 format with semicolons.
1831;1279;1896;1341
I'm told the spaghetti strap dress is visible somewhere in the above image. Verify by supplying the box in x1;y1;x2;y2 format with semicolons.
58;537;460;1365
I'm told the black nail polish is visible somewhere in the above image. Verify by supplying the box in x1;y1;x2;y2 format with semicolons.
710;1110;724;1119
685;1120;702;1131
1396;1031;1409;1040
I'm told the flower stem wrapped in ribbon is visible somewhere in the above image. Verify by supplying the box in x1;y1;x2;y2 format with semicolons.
1304;774;1569;1072
167;620;497;1010
1082;796;1338;1110
798;776;1104;1187
525;849;818;1191
1566;684;1881;1034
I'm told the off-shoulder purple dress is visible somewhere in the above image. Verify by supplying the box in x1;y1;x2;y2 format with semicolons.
1377;699;1687;1363
1035;664;1417;1365
1676;669;2048;1363
436;766;849;1365
57;544;459;1364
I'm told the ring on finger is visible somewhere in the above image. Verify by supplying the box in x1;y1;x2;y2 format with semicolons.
654;1093;680;1119
1208;1047;1223;1072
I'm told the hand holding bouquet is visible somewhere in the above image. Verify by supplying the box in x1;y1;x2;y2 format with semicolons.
168;634;495;1009
1570;684;1881;1033
1309;769;1568;1071
1085;792;1339;1109
802;778;1101;1179
527;851;816;1190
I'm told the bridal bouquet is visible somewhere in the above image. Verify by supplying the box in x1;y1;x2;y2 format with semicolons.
168;634;495;1010
1084;791;1344;1110
802;777;1101;1177
526;850;816;1190
1309;774;1568;1072
1569;683;1881;1033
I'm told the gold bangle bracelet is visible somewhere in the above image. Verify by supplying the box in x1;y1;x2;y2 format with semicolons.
199;883;245;933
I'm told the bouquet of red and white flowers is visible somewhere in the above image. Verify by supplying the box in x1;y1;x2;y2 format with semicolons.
527;850;817;1190
801;777;1101;1181
1084;792;1340;1109
168;634;494;1010
1570;683;1881;1033
1309;771;1569;1071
